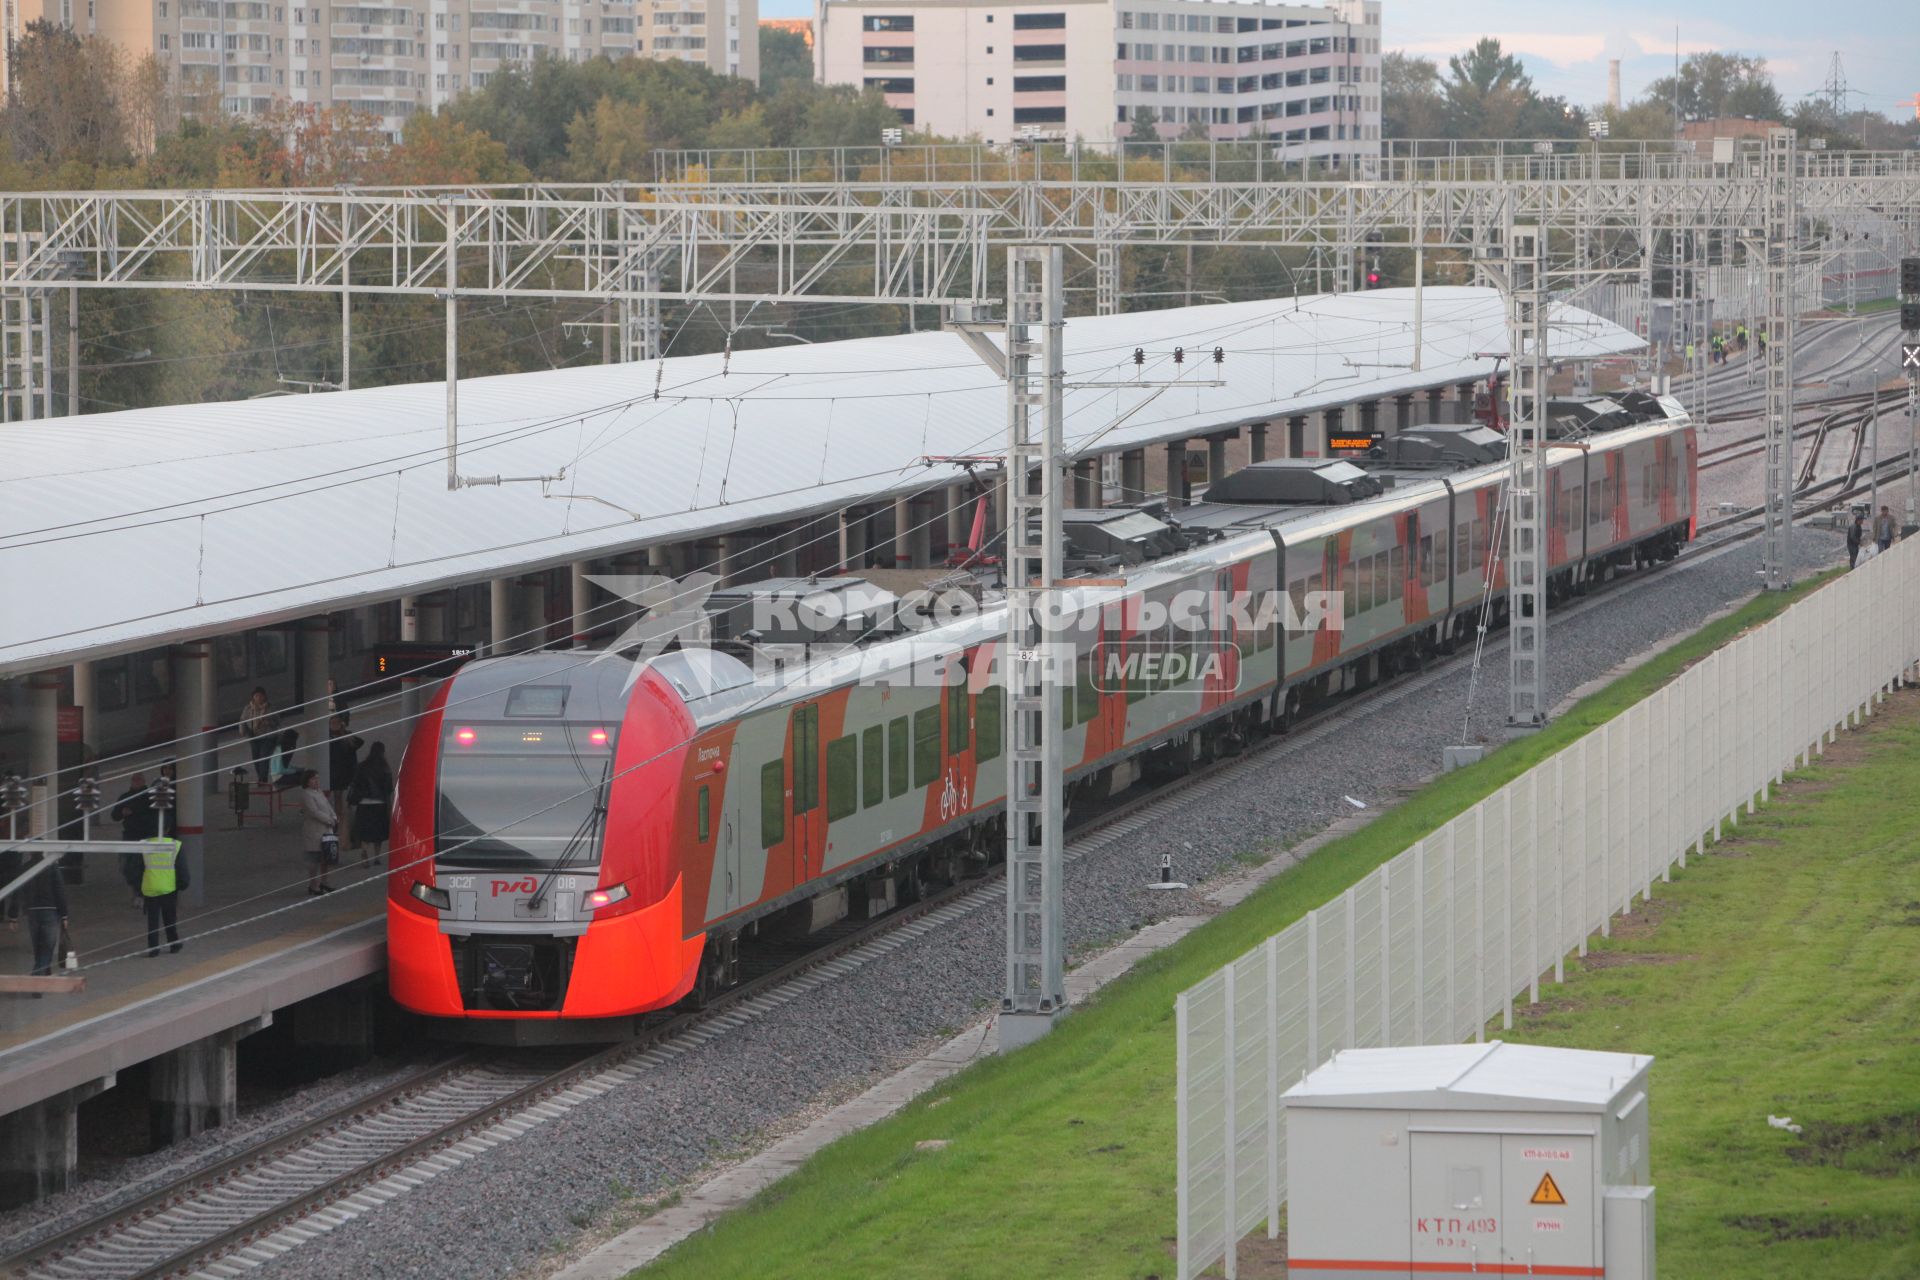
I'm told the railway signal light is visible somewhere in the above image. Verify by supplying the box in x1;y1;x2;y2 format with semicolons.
1903;302;1920;333
1903;257;1920;296
1173;346;1185;365
1132;347;1145;367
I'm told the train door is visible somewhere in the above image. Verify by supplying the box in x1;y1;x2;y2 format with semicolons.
790;703;822;887
721;804;745;915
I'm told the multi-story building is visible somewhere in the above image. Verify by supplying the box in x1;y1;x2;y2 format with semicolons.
3;0;757;141
814;0;1379;160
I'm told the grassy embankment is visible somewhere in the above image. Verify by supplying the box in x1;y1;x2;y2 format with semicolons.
641;573;1904;1280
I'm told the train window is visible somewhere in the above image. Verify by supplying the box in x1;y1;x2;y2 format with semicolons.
1287;578;1307;638
977;684;1004;762
862;726;884;808
887;716;909;797
1390;546;1404;599
1343;564;1359;619
1432;536;1447;584
759;760;784;848
1255;590;1275;651
504;686;567;718
826;735;858;821
913;706;942;787
1077;655;1099;720
697;786;710;843
1455;524;1470;575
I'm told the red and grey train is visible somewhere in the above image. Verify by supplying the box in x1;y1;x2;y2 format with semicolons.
388;398;1697;1031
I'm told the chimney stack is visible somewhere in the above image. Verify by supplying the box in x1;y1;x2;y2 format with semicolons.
1607;59;1622;111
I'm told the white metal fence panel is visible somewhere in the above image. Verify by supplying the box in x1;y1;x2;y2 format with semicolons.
1176;541;1920;1279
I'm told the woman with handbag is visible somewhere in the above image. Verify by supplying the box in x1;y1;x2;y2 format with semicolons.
299;770;339;896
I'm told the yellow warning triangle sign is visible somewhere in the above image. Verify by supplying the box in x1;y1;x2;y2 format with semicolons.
1530;1171;1567;1206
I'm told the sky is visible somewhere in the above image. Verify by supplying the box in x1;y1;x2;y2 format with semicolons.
1386;0;1915;118
758;0;1919;120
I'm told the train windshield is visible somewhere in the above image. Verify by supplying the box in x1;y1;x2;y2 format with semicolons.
435;722;617;868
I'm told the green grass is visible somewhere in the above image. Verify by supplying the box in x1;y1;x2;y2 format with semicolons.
640;576;1841;1280
1502;690;1920;1277
1836;295;1902;316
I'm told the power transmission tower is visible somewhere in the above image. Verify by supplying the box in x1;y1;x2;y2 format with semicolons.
999;244;1068;1049
1821;52;1850;123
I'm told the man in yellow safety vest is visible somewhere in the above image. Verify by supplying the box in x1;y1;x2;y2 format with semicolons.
140;837;185;957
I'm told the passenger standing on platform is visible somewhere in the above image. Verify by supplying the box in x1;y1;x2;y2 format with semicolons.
300;771;338;896
140;836;185;956
6;857;69;984
327;714;362;827
1848;513;1867;568
1876;505;1897;552
348;742;393;867
111;774;156;908
239;688;276;784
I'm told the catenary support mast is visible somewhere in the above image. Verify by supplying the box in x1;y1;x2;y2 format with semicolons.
1762;128;1798;589
1506;222;1549;731
999;244;1068;1049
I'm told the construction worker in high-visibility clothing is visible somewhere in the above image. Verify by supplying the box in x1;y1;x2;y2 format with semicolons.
139;837;186;956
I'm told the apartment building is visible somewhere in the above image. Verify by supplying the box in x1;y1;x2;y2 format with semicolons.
3;0;757;140
815;0;1380;160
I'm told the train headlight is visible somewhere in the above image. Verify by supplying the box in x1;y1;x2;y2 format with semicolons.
585;883;630;910
411;882;452;910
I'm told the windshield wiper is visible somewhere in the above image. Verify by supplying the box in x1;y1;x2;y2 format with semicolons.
528;757;610;911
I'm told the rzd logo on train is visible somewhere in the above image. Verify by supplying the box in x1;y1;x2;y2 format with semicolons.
490;877;539;896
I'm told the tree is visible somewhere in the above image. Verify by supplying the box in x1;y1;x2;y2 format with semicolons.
2;20;130;168
759;25;812;97
706;103;773;150
791;84;901;147
1127;106;1162;143
1381;51;1446;139
236;102;391;186
145;115;273;187
1643;52;1785;124
564;96;657;180
1438;38;1581;139
1599;98;1677;143
1787;100;1861;151
379;112;525;184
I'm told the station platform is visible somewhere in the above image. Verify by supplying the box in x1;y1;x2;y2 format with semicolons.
0;721;404;1206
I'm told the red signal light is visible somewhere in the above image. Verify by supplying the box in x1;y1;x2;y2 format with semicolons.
1367;272;1381;286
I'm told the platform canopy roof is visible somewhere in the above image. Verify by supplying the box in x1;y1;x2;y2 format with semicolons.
0;286;1644;676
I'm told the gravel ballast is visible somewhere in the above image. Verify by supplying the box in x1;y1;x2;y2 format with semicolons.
207;526;1848;1280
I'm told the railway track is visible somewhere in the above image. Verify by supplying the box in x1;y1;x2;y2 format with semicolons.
8;331;1904;1280
1697;388;1898;471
